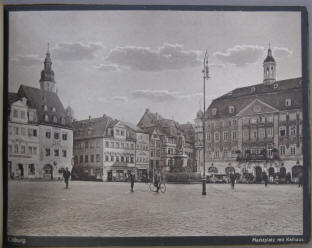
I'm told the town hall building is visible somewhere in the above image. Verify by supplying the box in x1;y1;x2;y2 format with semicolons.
194;46;303;182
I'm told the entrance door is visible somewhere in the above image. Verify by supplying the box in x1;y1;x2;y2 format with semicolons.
18;164;24;178
107;171;112;182
43;164;53;180
254;166;262;183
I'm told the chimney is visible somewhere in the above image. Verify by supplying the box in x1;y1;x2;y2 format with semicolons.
89;115;91;120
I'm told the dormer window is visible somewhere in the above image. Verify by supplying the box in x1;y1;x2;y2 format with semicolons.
53;116;58;123
273;83;279;89
45;114;49;121
212;108;217;116
251;87;256;93
61;117;66;125
229;106;235;114
52;107;56;112
44;105;48;111
285;99;292;107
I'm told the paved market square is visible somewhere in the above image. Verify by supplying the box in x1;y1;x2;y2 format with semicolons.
8;181;303;237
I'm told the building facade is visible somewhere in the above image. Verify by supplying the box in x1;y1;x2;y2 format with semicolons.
194;47;303;182
137;109;196;175
8;48;73;180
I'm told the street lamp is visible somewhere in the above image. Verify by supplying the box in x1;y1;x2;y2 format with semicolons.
202;50;209;195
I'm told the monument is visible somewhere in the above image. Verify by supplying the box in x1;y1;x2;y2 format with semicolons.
170;132;188;172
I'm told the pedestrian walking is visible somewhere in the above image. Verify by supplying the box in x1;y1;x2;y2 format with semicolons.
130;171;135;192
63;167;71;189
230;173;235;190
298;173;303;187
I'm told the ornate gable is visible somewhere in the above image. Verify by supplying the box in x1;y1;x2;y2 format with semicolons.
236;99;278;117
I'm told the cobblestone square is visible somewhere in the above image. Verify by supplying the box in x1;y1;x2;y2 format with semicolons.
8;180;303;237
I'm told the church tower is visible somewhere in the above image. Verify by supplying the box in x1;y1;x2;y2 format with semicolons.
263;44;276;85
39;44;56;93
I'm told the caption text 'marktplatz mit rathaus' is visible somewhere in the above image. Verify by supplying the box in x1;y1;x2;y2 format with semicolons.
8;46;303;183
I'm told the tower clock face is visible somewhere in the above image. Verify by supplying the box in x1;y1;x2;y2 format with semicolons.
253;105;261;113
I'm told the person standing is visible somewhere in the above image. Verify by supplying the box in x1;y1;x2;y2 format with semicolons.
130;171;135;192
230;172;235;190
63;167;71;189
263;172;268;187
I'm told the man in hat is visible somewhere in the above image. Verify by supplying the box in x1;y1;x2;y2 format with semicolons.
130;170;135;192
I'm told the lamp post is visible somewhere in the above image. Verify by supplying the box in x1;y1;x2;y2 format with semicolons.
202;50;209;195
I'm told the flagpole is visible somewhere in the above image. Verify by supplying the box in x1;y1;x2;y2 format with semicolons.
202;50;208;195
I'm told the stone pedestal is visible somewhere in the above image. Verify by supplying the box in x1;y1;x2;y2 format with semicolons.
171;154;188;172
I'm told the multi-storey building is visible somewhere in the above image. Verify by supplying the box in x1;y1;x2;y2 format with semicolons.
194;46;303;181
72;116;148;181
137;109;196;174
8;95;40;179
8;48;73;180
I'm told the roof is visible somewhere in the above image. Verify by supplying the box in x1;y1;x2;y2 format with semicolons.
17;84;72;128
264;48;275;63
72;115;113;140
206;77;302;119
121;121;145;133
8;92;21;105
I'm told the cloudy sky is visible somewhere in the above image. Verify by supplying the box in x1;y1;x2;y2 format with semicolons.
8;10;302;124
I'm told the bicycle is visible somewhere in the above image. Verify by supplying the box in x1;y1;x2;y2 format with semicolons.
148;181;166;193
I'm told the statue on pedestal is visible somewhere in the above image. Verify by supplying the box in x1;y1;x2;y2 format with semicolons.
176;132;185;155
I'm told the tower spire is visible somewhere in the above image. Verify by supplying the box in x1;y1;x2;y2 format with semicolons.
39;45;56;93
263;43;276;85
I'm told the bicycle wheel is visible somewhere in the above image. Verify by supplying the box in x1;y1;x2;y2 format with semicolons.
160;183;166;193
149;183;157;192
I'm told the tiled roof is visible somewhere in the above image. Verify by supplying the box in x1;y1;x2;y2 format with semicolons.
206;77;302;119
8;92;20;105
73;115;113;140
17;84;72;128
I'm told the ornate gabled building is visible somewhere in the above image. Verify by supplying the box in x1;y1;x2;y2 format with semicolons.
137;109;196;175
8;48;73;180
194;47;303;182
72;115;148;182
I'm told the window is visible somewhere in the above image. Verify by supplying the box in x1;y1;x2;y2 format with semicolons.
45;114;49;121
33;147;37;155
223;132;228;141
259;128;265;139
214;132;220;142
280;114;286;122
285;99;292;107
110;156;114;161
214;151;220;158
14;144;18;153
267;127;273;137
229;106;235;114
259;116;265;123
21;128;26;136
105;141;109;148
15;127;19;135
131;157;134;163
62;133;67;140
121;130;125;136
290;146;296;155
85;141;89;149
20;111;26;119
96;154;100;162
44;105;48;111
273;83;279;89
54;149;59;157
13;109;18;118
80;155;83;163
54;132;59;139
53;116;58;123
46;131;51;138
211;108;217;115
8;144;12;153
289;126;296;136
279;126;286;136
61;118;66;125
21;145;26;154
62;150;67;157
85;155;88;162
28;164;35;175
121;156;124;162
105;155;109;161
206;132;210;142
280;145;286;155
289;113;296;121
91;154;94;162
243;129;249;139
45;148;50;157
251;87;256;93
251;129;257;139
33;129;37;137
267;115;273;123
232;130;237;141
110;142;114;148
251;118;257;124
131;144;134;149
52;107;56;112
232;119;237;126
116;156;119;162
267;144;273;157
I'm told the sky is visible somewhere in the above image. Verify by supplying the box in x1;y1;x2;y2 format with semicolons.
8;10;302;124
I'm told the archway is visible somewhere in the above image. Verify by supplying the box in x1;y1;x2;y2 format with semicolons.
254;166;262;183
43;164;53;180
18;164;24;179
268;167;275;177
280;167;286;178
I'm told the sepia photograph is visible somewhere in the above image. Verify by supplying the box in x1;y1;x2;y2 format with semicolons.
4;5;310;246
